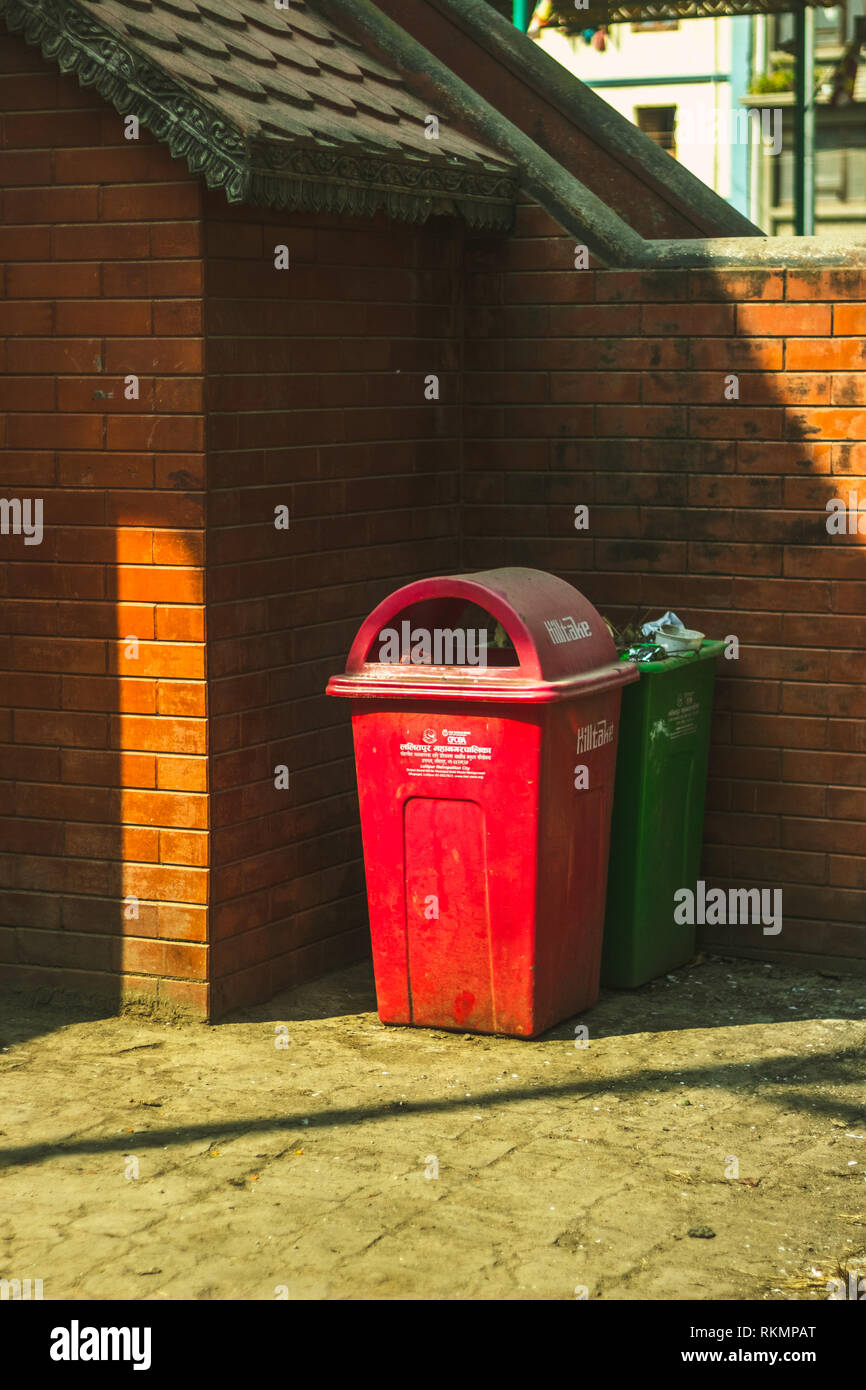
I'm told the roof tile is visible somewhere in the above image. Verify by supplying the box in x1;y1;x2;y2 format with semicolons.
124;16;184;51
170;25;232;61
160;0;202;16
159;51;219;91
196;0;247;28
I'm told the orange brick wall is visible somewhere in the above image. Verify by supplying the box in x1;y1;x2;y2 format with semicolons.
464;203;866;964
0;25;209;1010
204;197;464;1014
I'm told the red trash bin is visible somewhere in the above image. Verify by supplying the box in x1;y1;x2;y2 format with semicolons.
326;567;637;1038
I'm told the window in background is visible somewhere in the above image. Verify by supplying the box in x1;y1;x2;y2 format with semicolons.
776;6;846;48
634;105;678;157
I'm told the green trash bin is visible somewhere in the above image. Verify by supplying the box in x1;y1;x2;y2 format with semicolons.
601;639;725;988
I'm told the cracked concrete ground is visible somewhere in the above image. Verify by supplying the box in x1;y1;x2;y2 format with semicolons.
0;953;864;1301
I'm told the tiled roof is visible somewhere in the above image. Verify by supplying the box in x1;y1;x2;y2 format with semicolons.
1;0;518;227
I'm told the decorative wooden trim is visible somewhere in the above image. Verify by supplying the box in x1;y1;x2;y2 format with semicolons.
553;0;833;21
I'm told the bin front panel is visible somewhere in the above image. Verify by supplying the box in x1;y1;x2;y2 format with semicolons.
352;701;541;1034
405;797;494;1030
351;684;623;1035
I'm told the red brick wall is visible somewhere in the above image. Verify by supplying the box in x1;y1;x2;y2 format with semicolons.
204;197;464;1014
0;24;209;1010
464;201;866;964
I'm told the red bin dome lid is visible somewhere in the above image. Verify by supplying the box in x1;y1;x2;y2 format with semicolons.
326;567;637;704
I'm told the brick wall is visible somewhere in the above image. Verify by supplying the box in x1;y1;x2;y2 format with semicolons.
464;201;866;965
0;24;209;1010
204;196;464;1014
2;16;863;1014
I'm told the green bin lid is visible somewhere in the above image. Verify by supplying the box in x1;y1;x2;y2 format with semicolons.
618;638;726;673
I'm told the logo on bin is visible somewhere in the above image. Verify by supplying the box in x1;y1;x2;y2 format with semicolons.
575;719;615;754
423;729;437;743
545;616;591;646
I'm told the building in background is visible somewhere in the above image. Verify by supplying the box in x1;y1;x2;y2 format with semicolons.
530;2;866;234
748;5;866;234
531;11;755;220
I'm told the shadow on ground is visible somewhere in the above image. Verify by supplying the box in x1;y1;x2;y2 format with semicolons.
1;954;864;1300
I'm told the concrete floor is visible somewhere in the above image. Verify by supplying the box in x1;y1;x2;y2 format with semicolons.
0;953;864;1300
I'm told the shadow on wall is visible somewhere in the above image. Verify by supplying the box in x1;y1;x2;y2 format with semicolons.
458;232;866;968
201;200;467;1018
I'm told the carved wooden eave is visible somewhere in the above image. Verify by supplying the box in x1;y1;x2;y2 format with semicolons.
552;0;833;23
245;139;518;228
0;0;518;230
